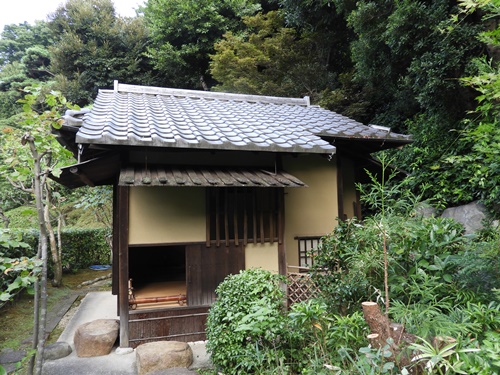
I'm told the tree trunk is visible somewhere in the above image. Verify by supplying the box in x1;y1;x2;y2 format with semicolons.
27;242;42;375
24;134;48;375
361;301;420;374
362;301;391;342
45;203;62;287
44;185;63;287
34;234;48;375
0;207;9;228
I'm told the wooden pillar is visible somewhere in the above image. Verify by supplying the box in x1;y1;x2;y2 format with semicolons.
277;188;287;276
117;185;130;348
112;184;119;296
336;153;346;221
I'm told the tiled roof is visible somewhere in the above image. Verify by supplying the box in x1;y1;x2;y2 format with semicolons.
118;165;306;187
74;82;410;154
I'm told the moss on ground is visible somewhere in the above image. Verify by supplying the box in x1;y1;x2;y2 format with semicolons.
0;268;111;351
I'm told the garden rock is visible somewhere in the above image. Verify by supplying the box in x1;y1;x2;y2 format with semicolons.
0;348;26;374
136;341;193;375
189;341;212;369
441;201;488;234
415;202;437;218
43;342;72;360
74;319;119;357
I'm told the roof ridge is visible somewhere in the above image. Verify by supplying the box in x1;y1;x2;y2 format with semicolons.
111;80;310;106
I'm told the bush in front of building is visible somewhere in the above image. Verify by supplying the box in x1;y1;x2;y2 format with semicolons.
206;268;288;375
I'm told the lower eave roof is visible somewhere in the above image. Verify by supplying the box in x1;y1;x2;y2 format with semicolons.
51;154;306;189
119;165;306;188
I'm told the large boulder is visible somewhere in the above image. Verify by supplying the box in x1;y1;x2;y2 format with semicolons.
74;319;119;357
441;201;488;234
136;341;193;375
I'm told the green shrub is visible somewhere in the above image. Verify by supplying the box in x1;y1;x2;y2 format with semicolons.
311;214;468;314
206;268;287;375
287;299;369;373
2;228;110;273
0;229;41;305
4;206;38;229
59;228;110;271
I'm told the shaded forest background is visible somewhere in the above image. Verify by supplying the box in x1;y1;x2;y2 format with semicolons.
0;0;499;219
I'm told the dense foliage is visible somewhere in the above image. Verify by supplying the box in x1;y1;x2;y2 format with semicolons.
1;227;110;280
210;11;336;99
206;164;500;374
0;0;499;214
48;0;157;106
143;0;267;89
206;268;287;374
0;229;40;306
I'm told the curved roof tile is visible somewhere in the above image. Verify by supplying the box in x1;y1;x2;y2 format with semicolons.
74;83;411;154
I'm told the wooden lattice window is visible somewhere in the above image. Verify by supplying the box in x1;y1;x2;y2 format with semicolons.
296;236;322;269
207;188;282;247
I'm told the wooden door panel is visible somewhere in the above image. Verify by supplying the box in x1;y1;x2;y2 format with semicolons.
186;243;244;306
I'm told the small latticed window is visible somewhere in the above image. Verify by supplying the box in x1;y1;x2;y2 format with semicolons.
296;236;322;269
207;188;282;246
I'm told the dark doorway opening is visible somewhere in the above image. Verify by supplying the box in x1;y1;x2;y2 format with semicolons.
128;245;187;310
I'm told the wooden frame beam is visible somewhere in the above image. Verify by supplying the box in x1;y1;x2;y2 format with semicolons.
117;185;130;348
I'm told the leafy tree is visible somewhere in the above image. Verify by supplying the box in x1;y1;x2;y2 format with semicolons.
1;86;77;289
278;0;354;78
343;0;482;131
431;0;500;214
0;22;52;67
0;22;53;123
210;10;336;99
1;87;78;374
327;0;489;212
48;0;156;105
143;0;264;89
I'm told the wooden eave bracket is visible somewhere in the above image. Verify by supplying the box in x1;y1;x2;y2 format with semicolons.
70;167;95;187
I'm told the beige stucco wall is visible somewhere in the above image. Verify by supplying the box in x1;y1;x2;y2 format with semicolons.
282;155;338;267
245;242;279;273
129;186;205;244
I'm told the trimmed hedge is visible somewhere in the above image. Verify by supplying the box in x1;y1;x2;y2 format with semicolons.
3;228;111;272
59;228;111;271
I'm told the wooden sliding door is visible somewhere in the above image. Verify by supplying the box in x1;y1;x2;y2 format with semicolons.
186;242;244;306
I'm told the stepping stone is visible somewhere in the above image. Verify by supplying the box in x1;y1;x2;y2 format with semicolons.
74;319;119;357
136;341;193;375
43;342;72;360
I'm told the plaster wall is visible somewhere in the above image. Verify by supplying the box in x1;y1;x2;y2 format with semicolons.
245;243;279;273
129;186;205;244
282;155;338;267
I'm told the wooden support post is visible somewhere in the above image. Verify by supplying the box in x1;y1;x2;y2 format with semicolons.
118;186;130;348
277;188;287;276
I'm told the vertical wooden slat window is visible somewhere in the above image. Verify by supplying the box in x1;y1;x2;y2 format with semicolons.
208;188;280;246
297;236;322;269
